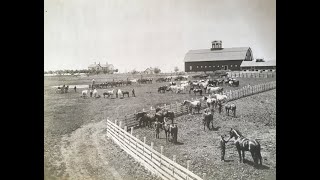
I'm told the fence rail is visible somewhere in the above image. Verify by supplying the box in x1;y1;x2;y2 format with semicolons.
106;119;204;180
121;81;276;128
227;72;276;78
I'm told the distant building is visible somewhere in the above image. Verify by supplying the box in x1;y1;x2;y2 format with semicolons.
88;62;115;72
240;60;276;71
144;67;154;74
184;40;253;72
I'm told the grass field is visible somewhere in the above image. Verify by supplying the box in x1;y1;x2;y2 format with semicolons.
44;73;276;180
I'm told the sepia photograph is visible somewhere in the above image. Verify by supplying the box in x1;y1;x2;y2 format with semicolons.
44;0;276;179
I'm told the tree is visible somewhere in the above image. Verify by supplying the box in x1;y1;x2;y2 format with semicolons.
174;66;179;73
131;69;138;74
154;67;161;74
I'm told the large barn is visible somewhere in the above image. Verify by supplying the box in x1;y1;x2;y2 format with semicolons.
184;41;253;72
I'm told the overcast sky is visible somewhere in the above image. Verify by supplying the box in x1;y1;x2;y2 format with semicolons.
44;0;276;73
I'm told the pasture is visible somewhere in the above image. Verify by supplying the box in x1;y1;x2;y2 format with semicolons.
44;73;276;179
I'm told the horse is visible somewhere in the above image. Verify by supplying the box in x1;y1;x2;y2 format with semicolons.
163;110;175;124
64;85;69;93
225;104;236;117
202;109;214;131
163;117;171;142
122;91;130;97
158;86;167;93
202;96;217;109
183;100;201;114
93;89;98;97
116;89;122;98
104;89;114;98
192;88;203;96
207;87;223;94
215;94;228;104
227;128;262;167
217;79;224;86
81;90;88;98
135;112;155;128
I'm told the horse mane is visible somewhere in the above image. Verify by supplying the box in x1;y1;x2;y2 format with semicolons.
233;129;244;137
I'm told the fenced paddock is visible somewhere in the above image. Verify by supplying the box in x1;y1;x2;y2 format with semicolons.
119;81;276;129
106;119;205;180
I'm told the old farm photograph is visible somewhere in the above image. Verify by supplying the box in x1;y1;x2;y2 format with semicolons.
44;0;276;179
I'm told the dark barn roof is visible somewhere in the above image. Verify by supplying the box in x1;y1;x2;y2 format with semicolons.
184;47;251;62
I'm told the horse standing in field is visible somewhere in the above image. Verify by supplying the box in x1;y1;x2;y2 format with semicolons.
207;87;223;94
225;104;236;117
227;128;262;167
215;94;228;104
81;90;88;98
183;100;201;114
202;96;217;109
122;90;130;97
158;86;167;93
93;88;98;97
116;89;123;98
191;88;203;96
103;89;114;98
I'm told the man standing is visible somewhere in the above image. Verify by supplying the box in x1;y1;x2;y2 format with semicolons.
74;86;77;92
132;88;135;97
220;135;228;161
92;79;95;89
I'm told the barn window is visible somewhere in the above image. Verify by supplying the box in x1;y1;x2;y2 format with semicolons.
235;65;238;67
213;66;215;67
205;66;207;68
209;66;211;68
201;66;203;68
217;65;219;67
197;66;199;68
231;65;233;67
189;66;192;70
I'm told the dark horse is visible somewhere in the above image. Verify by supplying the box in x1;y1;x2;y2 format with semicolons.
158;86;167;93
122;91;130;97
225;104;236;117
135;112;155;128
227;128;262;167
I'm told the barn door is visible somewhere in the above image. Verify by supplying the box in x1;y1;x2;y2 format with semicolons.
224;65;228;70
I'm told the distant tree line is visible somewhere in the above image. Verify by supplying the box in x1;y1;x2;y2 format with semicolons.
44;68;119;76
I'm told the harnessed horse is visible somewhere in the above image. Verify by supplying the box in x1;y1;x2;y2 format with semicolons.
227;128;262;167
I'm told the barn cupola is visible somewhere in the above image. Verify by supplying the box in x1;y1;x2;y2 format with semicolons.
211;40;222;50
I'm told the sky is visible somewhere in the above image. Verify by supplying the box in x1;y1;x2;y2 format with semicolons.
44;0;276;73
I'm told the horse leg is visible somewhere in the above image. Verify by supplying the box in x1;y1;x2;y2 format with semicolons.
242;150;246;163
234;109;236;117
236;145;242;163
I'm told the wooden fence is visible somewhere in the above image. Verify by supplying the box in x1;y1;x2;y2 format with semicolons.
119;81;276;129
106;119;205;180
227;72;276;78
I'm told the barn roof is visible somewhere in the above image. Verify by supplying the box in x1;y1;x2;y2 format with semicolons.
240;60;276;67
184;47;251;62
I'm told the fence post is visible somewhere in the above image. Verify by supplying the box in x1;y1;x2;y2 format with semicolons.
186;160;191;179
131;127;133;135
124;126;127;132
119;121;122;129
160;146;164;166
115;120;117;125
150;142;154;160
173;155;176;162
136;135;139;151
143;137;146;154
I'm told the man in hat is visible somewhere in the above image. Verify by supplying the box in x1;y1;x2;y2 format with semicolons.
74;86;77;92
132;88;135;97
220;135;228;161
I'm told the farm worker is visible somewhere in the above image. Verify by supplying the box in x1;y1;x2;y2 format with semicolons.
74;86;76;92
218;102;222;114
220;135;228;161
132;89;135;97
90;89;93;97
92;79;95;89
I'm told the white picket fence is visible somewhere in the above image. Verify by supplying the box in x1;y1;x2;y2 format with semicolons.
228;72;276;78
106;119;206;180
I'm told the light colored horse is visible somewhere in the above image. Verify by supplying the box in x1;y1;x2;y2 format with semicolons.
106;89;114;98
93;89;98;97
81;90;88;98
117;89;122;98
202;96;217;109
207;86;223;94
215;94;228;103
183;100;201;114
130;79;138;83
